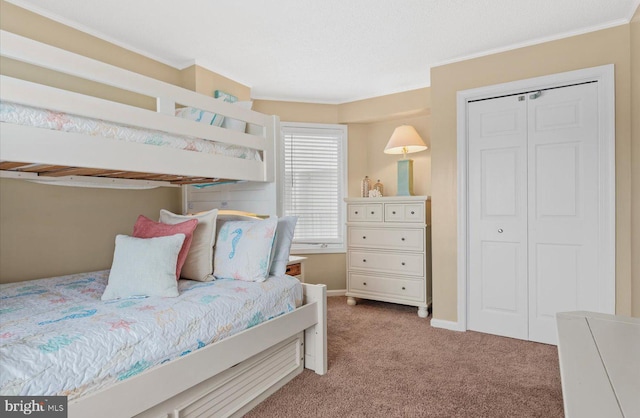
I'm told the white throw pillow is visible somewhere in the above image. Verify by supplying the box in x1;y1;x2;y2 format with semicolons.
175;106;224;127
270;216;298;277
220;100;253;132
214;218;277;282
101;234;185;301
159;209;219;281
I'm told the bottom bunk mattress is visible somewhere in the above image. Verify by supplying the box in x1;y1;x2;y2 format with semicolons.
0;270;302;400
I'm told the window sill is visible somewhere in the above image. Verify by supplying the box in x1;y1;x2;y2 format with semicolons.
290;244;346;255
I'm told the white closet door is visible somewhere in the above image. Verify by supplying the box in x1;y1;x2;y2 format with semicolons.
468;95;529;340
527;83;600;344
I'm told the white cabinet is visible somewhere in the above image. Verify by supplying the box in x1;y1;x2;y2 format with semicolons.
345;196;431;318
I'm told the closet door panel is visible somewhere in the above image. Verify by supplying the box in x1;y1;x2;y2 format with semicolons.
468;95;528;340
527;83;600;345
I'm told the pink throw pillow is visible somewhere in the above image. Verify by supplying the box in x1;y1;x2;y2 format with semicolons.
133;215;198;280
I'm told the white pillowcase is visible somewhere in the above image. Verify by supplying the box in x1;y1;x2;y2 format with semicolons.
270;216;298;277
220;100;253;132
102;234;184;301
214;218;277;282
159;209;219;281
175;106;224;127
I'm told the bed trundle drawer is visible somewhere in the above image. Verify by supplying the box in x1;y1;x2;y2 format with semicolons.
348;273;425;303
136;333;303;418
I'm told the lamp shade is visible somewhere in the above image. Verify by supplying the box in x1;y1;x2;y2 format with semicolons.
384;125;428;155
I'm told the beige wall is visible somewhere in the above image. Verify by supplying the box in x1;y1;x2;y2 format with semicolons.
186;64;252;101
631;7;640;316
431;23;637;321
0;179;181;282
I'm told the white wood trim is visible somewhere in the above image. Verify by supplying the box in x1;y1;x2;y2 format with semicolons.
456;64;616;332
327;289;347;297
430;318;466;332
68;283;327;418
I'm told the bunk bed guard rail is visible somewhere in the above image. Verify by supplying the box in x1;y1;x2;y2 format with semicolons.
0;30;278;188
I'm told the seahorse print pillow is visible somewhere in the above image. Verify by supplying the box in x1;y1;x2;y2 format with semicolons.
213;218;278;282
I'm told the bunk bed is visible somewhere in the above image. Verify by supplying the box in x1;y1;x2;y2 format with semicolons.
0;30;276;188
0;30;327;417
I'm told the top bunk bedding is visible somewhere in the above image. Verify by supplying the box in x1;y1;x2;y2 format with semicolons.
0;30;278;186
0;270;303;400
0;101;262;161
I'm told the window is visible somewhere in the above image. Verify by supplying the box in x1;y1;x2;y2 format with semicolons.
280;122;347;253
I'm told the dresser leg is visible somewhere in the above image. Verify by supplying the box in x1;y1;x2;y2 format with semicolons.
347;297;357;306
417;306;428;318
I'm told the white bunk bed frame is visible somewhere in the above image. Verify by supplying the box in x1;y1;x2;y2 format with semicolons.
0;30;328;417
0;30;276;187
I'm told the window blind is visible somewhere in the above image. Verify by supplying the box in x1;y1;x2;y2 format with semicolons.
281;124;347;247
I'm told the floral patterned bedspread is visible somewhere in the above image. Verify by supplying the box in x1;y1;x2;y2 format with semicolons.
0;270;301;399
0;101;261;161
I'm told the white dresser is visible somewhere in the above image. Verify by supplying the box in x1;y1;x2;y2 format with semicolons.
345;196;431;317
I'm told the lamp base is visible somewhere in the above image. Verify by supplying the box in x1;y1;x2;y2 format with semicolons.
397;159;414;196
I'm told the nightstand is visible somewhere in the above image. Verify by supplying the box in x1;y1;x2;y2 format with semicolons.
286;256;306;282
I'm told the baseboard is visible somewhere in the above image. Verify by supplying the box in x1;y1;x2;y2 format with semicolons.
327;289;346;297
430;318;466;332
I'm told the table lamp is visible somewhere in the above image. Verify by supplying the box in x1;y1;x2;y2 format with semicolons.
384;125;428;196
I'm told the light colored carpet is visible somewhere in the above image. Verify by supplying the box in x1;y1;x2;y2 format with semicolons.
246;296;564;417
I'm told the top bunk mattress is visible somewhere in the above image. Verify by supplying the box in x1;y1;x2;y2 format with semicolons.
0;101;261;161
0;270;302;399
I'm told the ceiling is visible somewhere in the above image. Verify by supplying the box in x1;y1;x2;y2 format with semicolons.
7;0;640;104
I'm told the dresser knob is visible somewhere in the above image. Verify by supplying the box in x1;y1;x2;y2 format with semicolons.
402;287;406;290
371;211;374;215
401;237;405;241
363;282;367;286
362;236;367;239
363;259;367;263
411;211;415;215
401;262;406;266
355;211;359;214
392;211;396;214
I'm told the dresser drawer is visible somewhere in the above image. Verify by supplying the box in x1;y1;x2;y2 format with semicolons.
349;273;424;302
348;203;383;222
349;250;424;277
384;203;424;222
348;227;424;252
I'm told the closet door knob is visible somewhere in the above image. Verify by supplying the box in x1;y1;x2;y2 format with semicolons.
498;228;504;233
